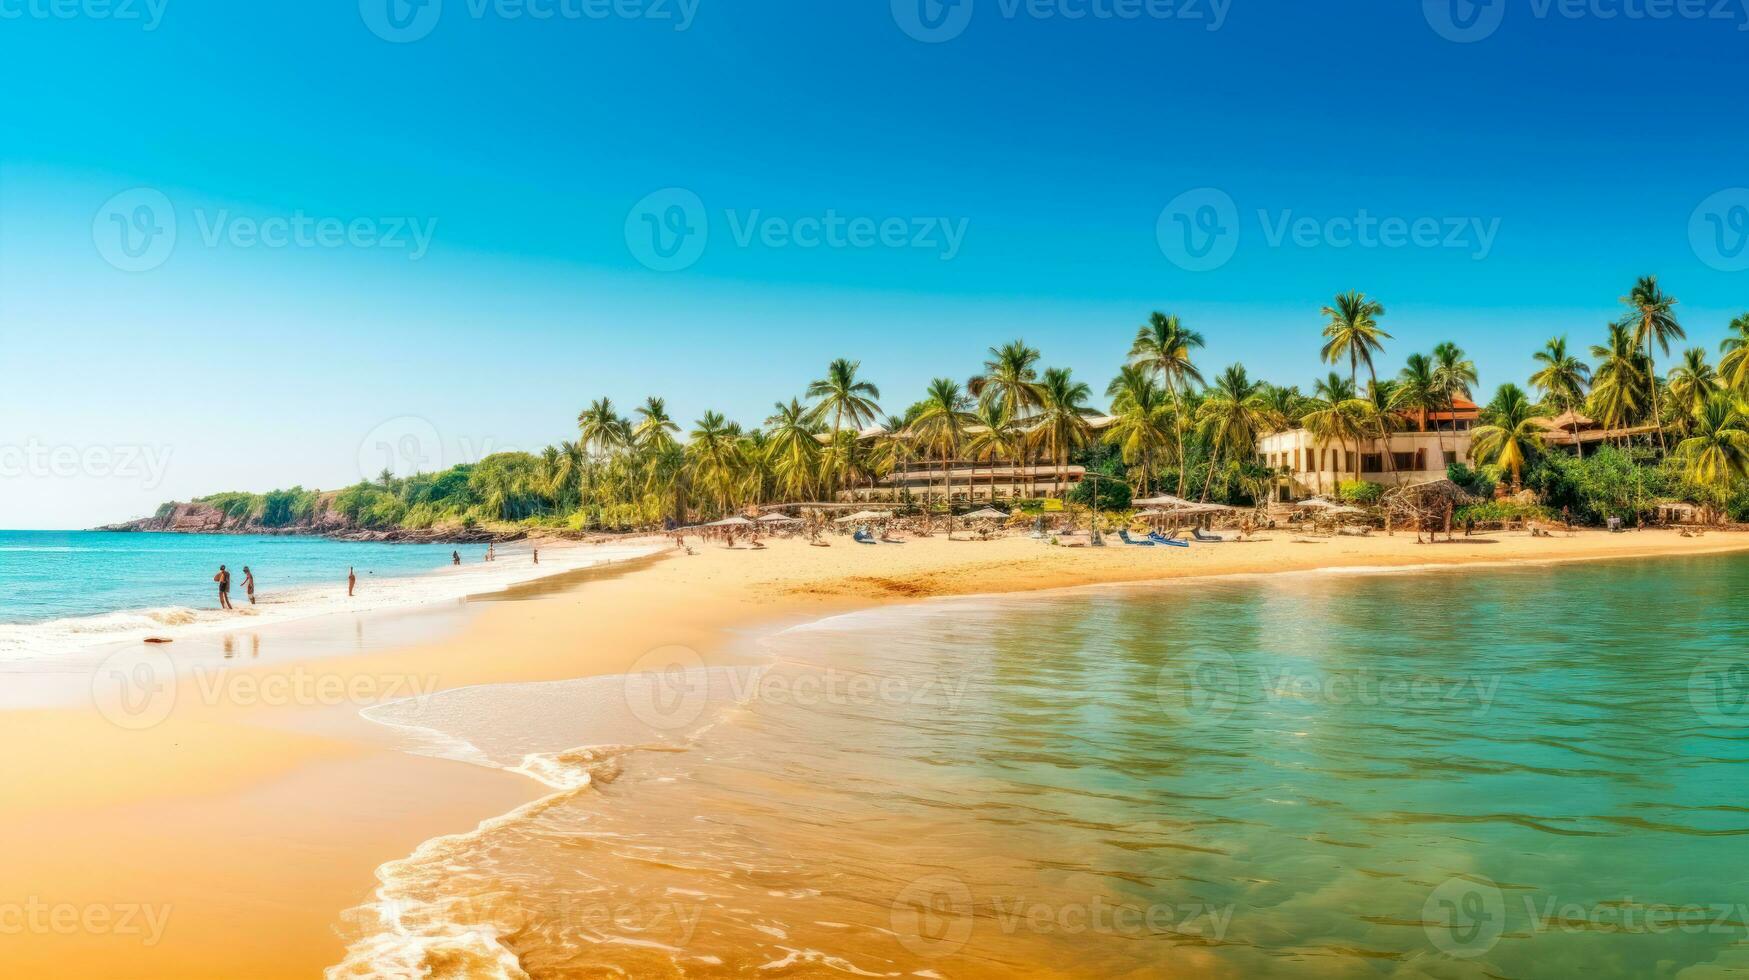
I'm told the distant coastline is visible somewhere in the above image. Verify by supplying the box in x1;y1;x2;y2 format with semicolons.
98;498;550;544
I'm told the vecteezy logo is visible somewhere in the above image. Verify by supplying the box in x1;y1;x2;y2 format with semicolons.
1154;646;1242;728
1423;876;1505;957
892;0;974;42
624;188;709;272
624;645;713;732
91;647;178;730
1423;0;1505;42
1690;188;1749;273
93;188;177;273
1689;661;1749;728
890;875;975;958
357;416;444;483
360;0;443;43
1156;188;1239;272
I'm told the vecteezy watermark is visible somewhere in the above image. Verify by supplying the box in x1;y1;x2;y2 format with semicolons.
359;0;698;42
0;0;169;30
1690;188;1749;273
1157;650;1503;728
1424;0;1749;43
622;645;979;733
92;188;438;272
891;0;1229;43
890;874;1233;959
92;646;443;730
0;899;172;946
624;188;969;272
1422;876;1749;958
0;440;173;489
1156;189;1501;271
1689;660;1749;727
356;417;515;483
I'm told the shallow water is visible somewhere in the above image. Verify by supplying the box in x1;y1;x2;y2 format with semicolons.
340;555;1749;978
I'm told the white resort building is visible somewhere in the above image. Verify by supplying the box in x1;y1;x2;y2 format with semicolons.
1254;397;1481;501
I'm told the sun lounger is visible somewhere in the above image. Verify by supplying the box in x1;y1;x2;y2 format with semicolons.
1117;530;1155;546
1147;531;1190;548
1192;528;1225;542
853;528;878;544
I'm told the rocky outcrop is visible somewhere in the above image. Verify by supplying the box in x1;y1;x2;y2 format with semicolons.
99;499;527;544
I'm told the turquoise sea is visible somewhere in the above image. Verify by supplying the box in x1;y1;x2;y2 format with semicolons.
338;553;1749;979
0;530;472;626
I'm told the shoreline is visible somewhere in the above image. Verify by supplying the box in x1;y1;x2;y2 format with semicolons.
4;528;1748;977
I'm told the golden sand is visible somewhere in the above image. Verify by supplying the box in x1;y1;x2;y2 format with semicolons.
3;527;1746;977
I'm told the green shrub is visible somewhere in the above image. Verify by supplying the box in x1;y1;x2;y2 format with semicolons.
1336;480;1382;505
1446;462;1495;500
1455;501;1554;524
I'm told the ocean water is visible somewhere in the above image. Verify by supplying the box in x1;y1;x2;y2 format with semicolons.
0;530;633;661
338;555;1749;979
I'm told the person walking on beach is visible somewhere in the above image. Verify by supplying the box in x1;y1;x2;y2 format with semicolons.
242;566;256;605
347;566;357;597
533;547;539;565
214;564;233;610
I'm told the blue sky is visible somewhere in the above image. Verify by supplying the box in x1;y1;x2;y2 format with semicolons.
2;0;1747;527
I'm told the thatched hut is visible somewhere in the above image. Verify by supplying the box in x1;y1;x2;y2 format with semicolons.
1381;479;1476;540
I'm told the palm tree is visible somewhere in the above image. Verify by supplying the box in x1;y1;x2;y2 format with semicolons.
1718;313;1749;396
1313;371;1357;404
806;359;882;500
969;340;1045;420
1394;353;1441;433
1666;348;1721;438
1618;275;1684;452
1471;383;1543;489
1032;367;1097;498
577;398;630;506
1363;379;1404;479
909;378;976;517
765;398;822;500
1590;322;1652;441
686;411;743;516
1431;342;1478;448
1104;365;1171;496
1302;392;1370;487
633;397;681;452
1255;384;1307;434
1129;313;1206;496
1677;394;1749;508
1528;337;1592;459
1195;364;1265;500
1319;291;1391;389
965;401;1024;501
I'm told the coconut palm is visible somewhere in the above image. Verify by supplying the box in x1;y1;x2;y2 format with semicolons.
686;411;743;515
1302;392;1370;487
1129;313;1205;495
965;401;1025;501
1431;342;1478;444
1394;353;1441;433
1103;365;1171;496
1195;364;1265;500
1719;313;1749;395
968;340;1045;420
806;359;882;500
1471;383;1543;488
909;378;977;514
1677;394;1749;502
633;397;681;452
1319;292;1391;389
1590;322;1652;440
1618;275;1684;451
1031;367;1097;498
1529;337;1592;458
765;398;822;500
1313;372;1357;404
1666;348;1721;438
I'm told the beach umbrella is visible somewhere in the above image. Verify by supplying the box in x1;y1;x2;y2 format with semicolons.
1294;498;1339;509
834;510;893;523
961;507;1007;520
1131;494;1198;508
689;516;754;529
756;513;801;524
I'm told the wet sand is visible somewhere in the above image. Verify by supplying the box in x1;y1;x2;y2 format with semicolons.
3;527;1747;977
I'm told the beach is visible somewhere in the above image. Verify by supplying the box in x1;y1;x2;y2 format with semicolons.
4;527;1748;978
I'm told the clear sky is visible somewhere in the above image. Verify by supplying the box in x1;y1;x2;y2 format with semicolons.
2;0;1747;528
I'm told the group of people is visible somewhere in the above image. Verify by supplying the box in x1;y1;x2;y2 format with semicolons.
212;541;538;610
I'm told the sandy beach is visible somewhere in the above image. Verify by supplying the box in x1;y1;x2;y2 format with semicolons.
4;527;1748;978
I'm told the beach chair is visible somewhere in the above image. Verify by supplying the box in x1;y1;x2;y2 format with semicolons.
1117;530;1156;546
1192;528;1226;543
853;527;878;544
1147;531;1190;548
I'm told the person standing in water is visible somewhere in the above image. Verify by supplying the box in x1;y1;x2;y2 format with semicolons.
242;566;256;605
485;543;495;563
214;564;233;610
452;550;461;566
347;566;357;597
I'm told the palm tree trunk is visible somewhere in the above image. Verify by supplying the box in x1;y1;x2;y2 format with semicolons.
1648;353;1668;453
